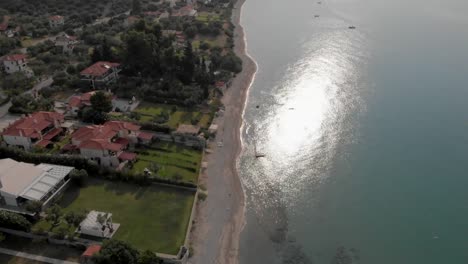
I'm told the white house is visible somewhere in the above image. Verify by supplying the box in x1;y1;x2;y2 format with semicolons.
80;61;121;88
1;112;65;150
55;33;79;54
49;15;65;28
78;210;119;238
1;54;34;77
0;158;74;211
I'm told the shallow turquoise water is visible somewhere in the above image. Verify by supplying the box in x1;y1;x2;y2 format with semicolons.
239;0;468;263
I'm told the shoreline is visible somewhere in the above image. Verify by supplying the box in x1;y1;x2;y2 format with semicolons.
188;0;257;262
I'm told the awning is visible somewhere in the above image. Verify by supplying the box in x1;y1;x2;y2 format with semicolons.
36;139;52;148
118;152;137;161
43;127;63;140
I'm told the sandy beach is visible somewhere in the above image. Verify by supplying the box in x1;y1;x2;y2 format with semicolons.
188;0;256;263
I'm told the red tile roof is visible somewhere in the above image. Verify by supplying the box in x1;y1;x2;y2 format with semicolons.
104;121;140;131
36;139;52;148
43;127;63;140
80;61;120;77
49;15;64;21
118;151;137;161
114;137;129;147
0;23;7;31
138;132;153;141
215;81;226;88
72;121;142;152
2;112;64;138
68;96;82;108
82;245;101;257
2;54;27;62
68;92;96;108
79;139;123;151
72;125;117;143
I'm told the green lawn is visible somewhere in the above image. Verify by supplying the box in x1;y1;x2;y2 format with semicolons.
195;12;221;23
132;142;202;184
60;178;195;254
20;37;48;48
134;103;213;129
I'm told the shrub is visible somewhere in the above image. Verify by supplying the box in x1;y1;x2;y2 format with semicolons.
25;200;43;214
70;169;89;187
0;211;32;232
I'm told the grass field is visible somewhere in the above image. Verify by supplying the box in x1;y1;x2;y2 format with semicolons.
195;12;222;23
60;178;195;254
0;235;81;263
134;103;213;129
132;142;202;183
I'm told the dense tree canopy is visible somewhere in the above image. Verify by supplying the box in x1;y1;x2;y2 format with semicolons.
93;240;140;264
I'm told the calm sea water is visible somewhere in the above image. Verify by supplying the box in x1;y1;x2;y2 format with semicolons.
238;0;468;263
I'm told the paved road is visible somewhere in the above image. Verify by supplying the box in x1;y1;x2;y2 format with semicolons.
0;247;79;264
0;77;53;118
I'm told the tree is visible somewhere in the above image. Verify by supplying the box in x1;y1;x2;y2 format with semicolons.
0;211;31;232
25;200;43;214
138;250;162;264
91;45;103;63
91;91;113;113
70;169;89;186
45;204;62;227
93;240;140;264
101;38;113;61
131;0;142;15
64;210;86;227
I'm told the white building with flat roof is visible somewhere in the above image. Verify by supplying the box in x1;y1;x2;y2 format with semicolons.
78;210;119;238
0;158;74;211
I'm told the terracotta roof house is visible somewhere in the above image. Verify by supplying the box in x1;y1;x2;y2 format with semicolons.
67;91;116;116
0;16;10;32
1;54;34;77
70;121;153;167
1;112;64;150
0;158;74;212
80;61;121;88
48;15;64;28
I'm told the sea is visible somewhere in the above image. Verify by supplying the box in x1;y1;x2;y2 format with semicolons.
238;0;468;263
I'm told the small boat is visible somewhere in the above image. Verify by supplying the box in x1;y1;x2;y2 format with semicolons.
314;15;320;18
348;26;356;29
